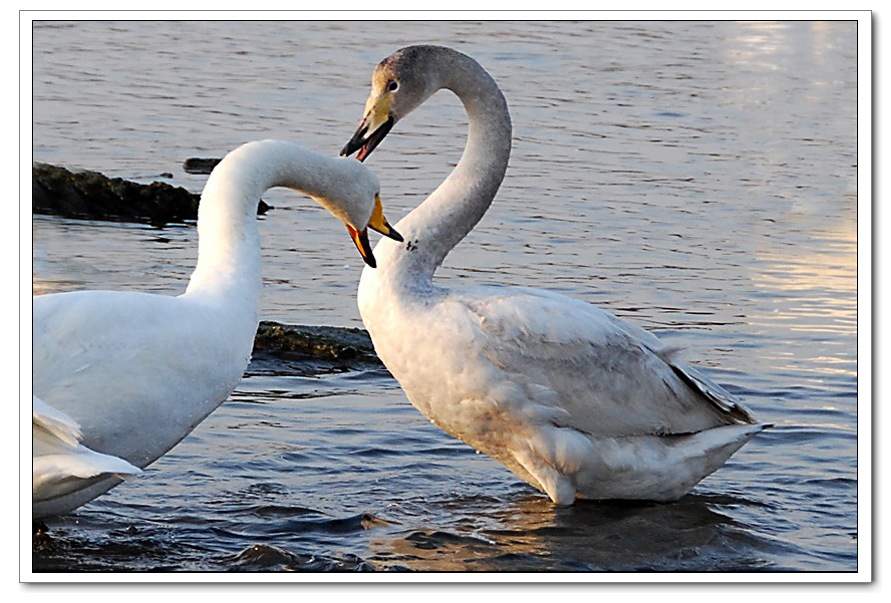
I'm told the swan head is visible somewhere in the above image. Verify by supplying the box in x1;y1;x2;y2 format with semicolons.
344;194;404;269
306;157;403;268
341;45;445;161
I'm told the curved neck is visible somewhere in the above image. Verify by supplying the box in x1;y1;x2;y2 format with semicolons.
184;141;350;304
377;53;512;288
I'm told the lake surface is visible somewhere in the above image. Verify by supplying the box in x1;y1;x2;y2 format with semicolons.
27;19;862;577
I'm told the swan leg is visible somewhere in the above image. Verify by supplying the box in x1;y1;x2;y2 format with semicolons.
511;446;577;505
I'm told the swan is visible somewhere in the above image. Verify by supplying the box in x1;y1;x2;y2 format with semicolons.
341;45;766;505
32;139;402;518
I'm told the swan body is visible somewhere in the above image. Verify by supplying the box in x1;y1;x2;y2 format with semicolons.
32;139;400;518
343;45;765;505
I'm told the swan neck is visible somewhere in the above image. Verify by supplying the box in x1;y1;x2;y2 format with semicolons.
185;141;347;304
381;52;512;287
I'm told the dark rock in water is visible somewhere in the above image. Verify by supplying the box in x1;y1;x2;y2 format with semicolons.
250;321;384;376
32;162;269;226
33;162;200;225
253;321;380;363
182;157;221;175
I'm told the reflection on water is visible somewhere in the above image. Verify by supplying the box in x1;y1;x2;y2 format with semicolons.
370;494;779;572
29;19;860;574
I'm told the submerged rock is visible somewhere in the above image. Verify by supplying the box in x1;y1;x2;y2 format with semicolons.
32;162;269;226
182;157;221;175
250;321;384;375
254;321;378;361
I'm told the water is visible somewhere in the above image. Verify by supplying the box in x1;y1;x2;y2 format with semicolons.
28;20;861;575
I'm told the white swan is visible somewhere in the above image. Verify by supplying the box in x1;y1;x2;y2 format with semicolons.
32;139;402;518
342;45;766;505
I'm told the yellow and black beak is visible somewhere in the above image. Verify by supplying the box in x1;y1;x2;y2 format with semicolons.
341;95;395;162
347;225;376;268
368;195;403;242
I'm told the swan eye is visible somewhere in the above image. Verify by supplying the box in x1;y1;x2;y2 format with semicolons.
387;80;399;92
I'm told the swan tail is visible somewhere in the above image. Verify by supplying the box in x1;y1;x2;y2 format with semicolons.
569;423;767;502
652;423;767;499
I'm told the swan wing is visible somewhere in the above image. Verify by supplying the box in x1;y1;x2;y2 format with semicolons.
32;394;141;503
32;394;82;448
456;285;754;438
